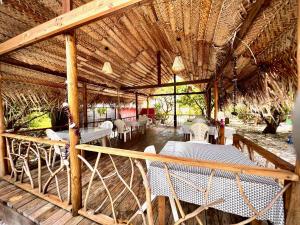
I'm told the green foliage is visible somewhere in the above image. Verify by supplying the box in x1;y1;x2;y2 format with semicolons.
97;107;107;116
154;97;173;123
153;77;208;123
26;112;52;128
177;86;207;116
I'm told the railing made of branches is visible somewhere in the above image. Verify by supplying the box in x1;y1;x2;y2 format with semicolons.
0;133;298;225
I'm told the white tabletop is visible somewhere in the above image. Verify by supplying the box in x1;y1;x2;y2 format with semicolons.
125;120;147;127
180;122;236;139
56;127;111;143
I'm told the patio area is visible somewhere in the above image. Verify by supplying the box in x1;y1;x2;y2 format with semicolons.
0;127;270;225
0;0;299;225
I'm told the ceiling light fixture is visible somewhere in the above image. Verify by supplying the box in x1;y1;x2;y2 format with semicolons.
102;47;113;75
172;37;185;73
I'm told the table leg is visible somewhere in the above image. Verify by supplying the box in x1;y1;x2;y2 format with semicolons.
250;220;263;225
102;136;107;147
80;149;85;159
158;196;165;225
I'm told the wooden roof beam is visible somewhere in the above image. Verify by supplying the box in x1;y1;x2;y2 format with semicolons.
0;0;145;56
150;91;206;97
121;79;210;90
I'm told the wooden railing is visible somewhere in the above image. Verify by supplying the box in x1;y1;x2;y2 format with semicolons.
75;143;298;225
233;134;295;171
0;133;71;210
0;132;298;225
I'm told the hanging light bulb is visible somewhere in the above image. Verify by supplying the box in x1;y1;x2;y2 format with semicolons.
102;62;113;74
102;46;113;75
172;56;185;73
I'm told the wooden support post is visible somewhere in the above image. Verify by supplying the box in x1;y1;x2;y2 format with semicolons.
117;88;120;119
214;80;219;122
147;96;149;117
0;80;8;177
64;0;82;215
174;75;177;128
82;83;88;128
66;31;82;216
286;2;300;223
219;123;225;145
157;51;161;85
206;88;212;120
135;92;139;120
92;106;96;127
158;196;166;225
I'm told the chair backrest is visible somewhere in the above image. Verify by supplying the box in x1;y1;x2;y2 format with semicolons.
144;145;156;169
190;123;209;142
192;117;206;123
139;115;148;122
100;121;113;131
114;119;126;133
45;129;62;153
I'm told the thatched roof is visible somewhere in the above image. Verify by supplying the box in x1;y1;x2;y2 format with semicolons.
0;0;298;106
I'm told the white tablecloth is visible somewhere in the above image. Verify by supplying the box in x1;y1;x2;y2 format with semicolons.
149;141;284;225
56;127;111;143
125;120;147;127
180;122;236;139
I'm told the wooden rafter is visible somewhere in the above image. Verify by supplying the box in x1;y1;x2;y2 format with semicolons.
150;91;206;97
0;0;145;55
121;79;210;90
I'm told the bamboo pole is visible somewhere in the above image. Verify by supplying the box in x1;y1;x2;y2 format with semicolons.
286;1;300;223
82;83;88;128
0;79;8;177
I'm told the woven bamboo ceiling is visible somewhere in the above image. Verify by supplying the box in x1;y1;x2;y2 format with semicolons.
0;0;298;104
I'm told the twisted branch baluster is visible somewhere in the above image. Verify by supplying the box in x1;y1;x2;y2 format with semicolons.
78;154;117;223
109;156;147;225
232;174;292;225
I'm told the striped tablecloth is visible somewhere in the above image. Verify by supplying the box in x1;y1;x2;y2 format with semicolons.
56;127;111;143
148;141;284;225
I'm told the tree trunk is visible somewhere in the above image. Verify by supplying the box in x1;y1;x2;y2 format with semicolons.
261;109;282;134
50;108;68;129
262;120;280;134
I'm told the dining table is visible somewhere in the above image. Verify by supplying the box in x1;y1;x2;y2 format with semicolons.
125;119;147;134
55;127;111;144
148;141;285;225
180;121;236;142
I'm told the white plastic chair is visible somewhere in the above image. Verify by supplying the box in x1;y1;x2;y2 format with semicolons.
114;119;131;142
45;129;64;167
141;146;179;222
100;121;114;146
44;129;71;204
190;123;209;142
138;115;148;133
187;140;211;144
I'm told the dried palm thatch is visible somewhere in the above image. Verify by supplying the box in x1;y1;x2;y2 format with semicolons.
0;0;297;107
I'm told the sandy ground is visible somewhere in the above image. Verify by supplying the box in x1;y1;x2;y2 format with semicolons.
229;119;296;165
